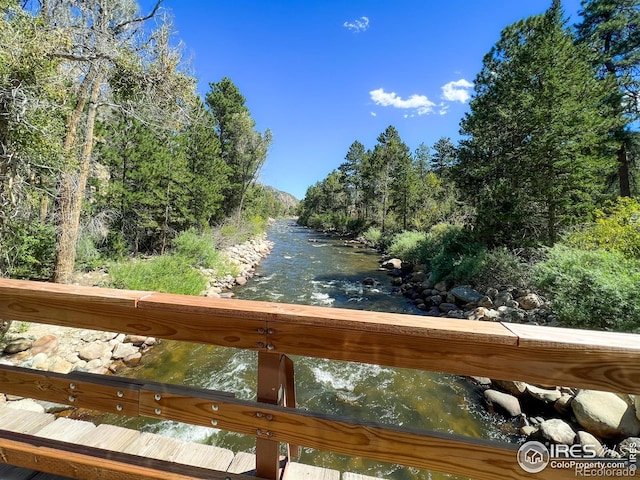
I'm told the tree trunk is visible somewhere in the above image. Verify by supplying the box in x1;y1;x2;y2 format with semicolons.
53;69;103;283
618;143;631;197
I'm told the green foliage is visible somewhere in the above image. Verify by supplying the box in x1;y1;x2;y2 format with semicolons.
109;256;207;295
457;1;620;246
563;197;640;258
362;227;382;246
533;246;640;332
75;234;103;272
4;220;56;280
172;229;220;268
388;231;428;264
469;247;531;290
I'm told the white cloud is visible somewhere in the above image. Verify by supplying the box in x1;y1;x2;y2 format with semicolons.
370;111;377;117
441;79;474;103
438;104;449;115
343;16;369;33
369;88;435;115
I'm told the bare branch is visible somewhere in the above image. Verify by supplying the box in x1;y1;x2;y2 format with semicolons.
113;0;163;34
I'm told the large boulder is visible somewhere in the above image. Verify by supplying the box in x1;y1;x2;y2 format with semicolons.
539;419;576;445
635;395;640;422
3;338;32;355
484;389;522;417
493;380;527;397
572;390;640;439
382;258;402;270
30;334;59;355
526;384;561;403
450;286;483;304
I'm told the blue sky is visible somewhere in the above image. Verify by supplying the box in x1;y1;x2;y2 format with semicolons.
149;0;584;199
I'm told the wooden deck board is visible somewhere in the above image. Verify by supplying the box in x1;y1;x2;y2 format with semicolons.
173;442;235;471
227;452;256;474
0;408;55;434
282;462;340;480
121;431;186;462
76;423;141;452
342;473;383;480
34;418;96;443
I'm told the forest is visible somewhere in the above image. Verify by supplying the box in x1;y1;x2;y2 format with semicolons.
0;0;296;287
298;0;640;332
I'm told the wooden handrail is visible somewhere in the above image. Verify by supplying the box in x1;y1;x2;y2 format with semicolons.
0;278;638;480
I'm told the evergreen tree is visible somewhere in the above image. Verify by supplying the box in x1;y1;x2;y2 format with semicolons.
575;0;640;196
457;0;620;246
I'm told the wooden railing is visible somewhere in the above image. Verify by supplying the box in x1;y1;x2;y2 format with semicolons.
0;278;638;480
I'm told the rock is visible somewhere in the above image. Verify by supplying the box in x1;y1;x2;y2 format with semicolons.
572;390;640;439
516;293;544;310
539;419;576;445
470;376;492;386
497;306;526;323
144;337;157;347
430;295;442;306
123;352;142;367
6;398;46;413
636;395;640;422
484;389;522;417
554;394;573;415
438;303;460;313
434;281;448;292
426;307;441;317
486;287;499;299
382;258;402;270
466;307;488;321
450;286;483;304
618;437;640;457
3;338;33;355
112;342;139;360
78;342;109;362
30;334;59;355
31;352;50;370
494;291;513;308
577;431;606;457
362;277;377;286
521;425;538;437
478;296;494;308
493;380;528;397
50;357;74;374
124;335;148;346
235;276;247;286
526;384;561;403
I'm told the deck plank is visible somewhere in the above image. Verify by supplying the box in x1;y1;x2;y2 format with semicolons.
121;431;186;462
283;462;340;480
227;452;256;474
34;418;96;442
173;442;235;471
75;423;141;452
0;408;55;434
342;473;383;480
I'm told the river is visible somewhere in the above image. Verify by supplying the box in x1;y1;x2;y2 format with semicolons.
99;220;521;479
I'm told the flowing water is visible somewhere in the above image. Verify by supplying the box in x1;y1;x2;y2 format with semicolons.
99;220;520;479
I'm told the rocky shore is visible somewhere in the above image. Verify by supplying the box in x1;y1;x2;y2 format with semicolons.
382;256;640;460
0;234;274;410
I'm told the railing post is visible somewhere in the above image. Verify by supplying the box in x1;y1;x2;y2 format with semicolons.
256;351;283;479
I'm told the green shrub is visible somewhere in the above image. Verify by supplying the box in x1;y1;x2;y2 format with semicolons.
76;234;103;272
108;255;207;295
533;246;640;332
172;228;220;268
388;231;428;264
564;197;640;259
5;221;56;280
362;227;382;247
470;247;531;290
421;224;486;283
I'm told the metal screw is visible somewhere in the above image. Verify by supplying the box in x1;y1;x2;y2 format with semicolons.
212;404;219;411
117;391;124;398
211;419;218;426
266;343;275;350
154;393;161;401
257;328;266;334
256;342;265;348
69;383;76;390
155;408;161;415
68;395;76;403
116;404;123;412
267;328;275;334
255;412;263;418
266;414;273;421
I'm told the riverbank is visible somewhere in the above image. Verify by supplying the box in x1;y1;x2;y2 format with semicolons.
0;233;274;408
382;256;640;461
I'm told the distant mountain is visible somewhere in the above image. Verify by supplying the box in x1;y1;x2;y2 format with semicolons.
263;185;299;213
